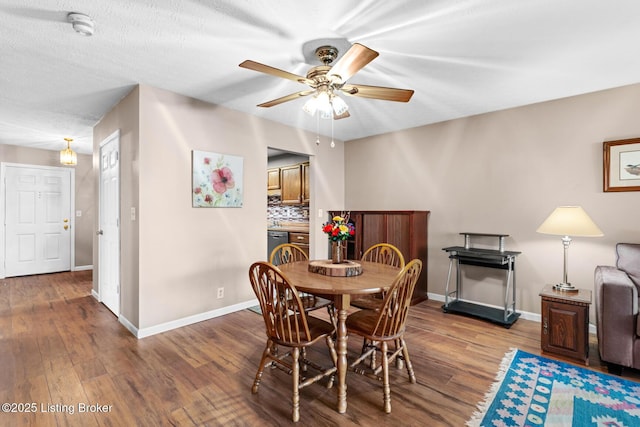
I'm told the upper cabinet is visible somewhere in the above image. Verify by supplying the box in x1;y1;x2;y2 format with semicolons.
275;162;310;205
302;162;310;204
267;168;280;190
280;164;303;204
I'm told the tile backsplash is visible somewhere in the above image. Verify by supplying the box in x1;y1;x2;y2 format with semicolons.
267;195;309;223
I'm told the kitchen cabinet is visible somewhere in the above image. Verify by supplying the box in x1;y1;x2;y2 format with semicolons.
329;210;430;304
267;168;280;190
302;162;310;204
289;232;309;257
280;162;309;205
281;165;302;204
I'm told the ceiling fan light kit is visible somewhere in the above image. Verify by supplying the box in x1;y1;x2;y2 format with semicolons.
239;42;414;121
67;12;95;36
302;90;347;119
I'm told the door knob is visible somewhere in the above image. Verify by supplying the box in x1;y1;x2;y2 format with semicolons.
64;225;69;230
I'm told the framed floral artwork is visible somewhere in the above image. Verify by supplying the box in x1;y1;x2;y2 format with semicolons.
192;150;243;207
603;138;640;192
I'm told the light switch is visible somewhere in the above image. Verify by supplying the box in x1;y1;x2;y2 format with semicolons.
130;207;136;221
318;208;323;218
76;210;82;217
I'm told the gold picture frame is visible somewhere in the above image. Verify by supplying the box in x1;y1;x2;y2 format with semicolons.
603;138;640;192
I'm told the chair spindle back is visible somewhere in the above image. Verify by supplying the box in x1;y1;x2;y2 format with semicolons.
361;243;405;269
270;243;308;266
371;259;422;339
249;261;311;344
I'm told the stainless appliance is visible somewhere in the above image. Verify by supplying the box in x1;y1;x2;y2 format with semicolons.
267;230;288;259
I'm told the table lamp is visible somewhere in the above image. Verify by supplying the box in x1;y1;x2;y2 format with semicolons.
536;206;603;291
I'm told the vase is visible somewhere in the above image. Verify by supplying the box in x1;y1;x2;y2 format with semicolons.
331;241;345;264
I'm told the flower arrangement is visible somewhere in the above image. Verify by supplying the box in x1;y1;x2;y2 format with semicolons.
322;214;355;241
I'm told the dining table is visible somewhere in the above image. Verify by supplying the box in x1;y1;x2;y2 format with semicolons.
276;259;401;414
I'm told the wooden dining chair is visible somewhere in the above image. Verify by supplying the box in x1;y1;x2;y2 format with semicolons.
347;259;423;414
351;243;406;310
248;261;338;423
270;243;335;325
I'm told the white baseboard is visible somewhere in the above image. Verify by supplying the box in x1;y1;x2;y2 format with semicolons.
115;292;598;340
91;289;100;301
119;315;139;338
132;298;259;339
427;292;596;334
0;264;93;279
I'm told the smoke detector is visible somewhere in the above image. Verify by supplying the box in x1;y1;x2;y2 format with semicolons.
67;12;94;36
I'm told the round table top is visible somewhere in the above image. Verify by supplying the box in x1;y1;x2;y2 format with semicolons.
277;260;400;295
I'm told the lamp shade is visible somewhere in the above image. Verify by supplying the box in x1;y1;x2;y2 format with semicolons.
536;206;603;237
302;96;318;116
331;95;348;116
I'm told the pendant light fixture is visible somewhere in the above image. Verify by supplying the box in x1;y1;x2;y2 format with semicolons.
60;138;77;166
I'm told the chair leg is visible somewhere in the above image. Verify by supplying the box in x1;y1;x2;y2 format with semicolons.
400;338;416;384
325;335;338;388
301;347;308;373
292;347;300;423
381;341;391;414
252;341;273;394
369;339;378;369
394;339;403;369
327;305;337;329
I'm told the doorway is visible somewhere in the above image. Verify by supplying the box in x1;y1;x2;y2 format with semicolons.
98;130;121;316
266;148;311;259
1;163;74;278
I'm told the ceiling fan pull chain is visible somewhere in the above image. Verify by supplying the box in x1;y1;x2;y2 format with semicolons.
315;112;320;145
330;116;335;148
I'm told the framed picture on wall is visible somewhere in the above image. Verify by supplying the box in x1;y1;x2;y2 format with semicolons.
192;150;244;207
603;138;640;192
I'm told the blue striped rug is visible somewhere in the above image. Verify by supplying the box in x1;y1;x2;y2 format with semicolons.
468;349;640;426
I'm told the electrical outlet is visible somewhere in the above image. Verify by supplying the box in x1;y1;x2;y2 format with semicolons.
217;287;224;299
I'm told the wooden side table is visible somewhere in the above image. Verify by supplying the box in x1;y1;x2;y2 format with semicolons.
539;285;592;365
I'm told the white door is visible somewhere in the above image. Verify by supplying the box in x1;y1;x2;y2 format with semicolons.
99;131;120;316
4;165;72;277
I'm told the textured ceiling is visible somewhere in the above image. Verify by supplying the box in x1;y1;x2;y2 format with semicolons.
2;0;640;155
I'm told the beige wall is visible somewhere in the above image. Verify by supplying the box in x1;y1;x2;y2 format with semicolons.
345;83;640;318
94;84;345;331
0;144;94;268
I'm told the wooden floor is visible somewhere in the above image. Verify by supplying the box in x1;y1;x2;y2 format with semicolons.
1;271;639;427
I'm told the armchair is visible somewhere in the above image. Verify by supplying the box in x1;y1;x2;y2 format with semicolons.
594;243;640;374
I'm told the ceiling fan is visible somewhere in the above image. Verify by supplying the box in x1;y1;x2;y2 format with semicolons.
239;43;414;120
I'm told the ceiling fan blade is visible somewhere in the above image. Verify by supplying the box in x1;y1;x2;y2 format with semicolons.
341;84;414;102
239;60;313;85
334;110;350;120
257;90;314;107
328;43;379;83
